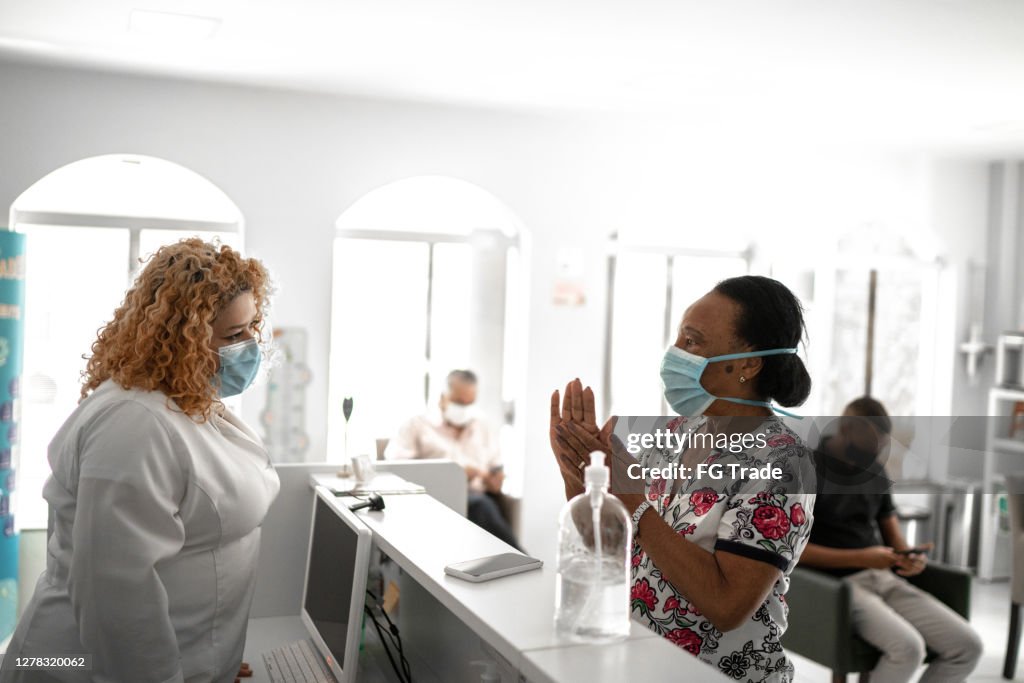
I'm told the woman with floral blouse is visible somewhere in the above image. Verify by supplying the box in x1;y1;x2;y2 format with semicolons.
551;275;817;683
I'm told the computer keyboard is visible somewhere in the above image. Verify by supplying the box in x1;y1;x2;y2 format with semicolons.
262;639;336;683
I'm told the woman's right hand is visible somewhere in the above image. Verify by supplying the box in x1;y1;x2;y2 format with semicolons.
550;378;601;499
857;545;899;569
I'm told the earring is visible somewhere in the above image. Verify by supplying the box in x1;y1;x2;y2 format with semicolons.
739;376;746;383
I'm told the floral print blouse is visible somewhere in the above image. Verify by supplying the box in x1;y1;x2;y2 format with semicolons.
628;415;816;683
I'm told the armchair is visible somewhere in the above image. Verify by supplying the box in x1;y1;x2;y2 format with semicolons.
782;563;972;683
1005;472;1024;679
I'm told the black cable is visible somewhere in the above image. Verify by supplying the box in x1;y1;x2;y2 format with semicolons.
376;594;411;682
364;605;404;682
369;591;411;680
374;600;411;682
362;606;405;679
383;612;411;683
365;590;412;682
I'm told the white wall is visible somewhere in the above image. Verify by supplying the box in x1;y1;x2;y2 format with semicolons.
924;160;992;417
0;59;993;560
0;60;624;559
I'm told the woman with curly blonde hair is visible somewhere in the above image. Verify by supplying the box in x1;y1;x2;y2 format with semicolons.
2;238;281;683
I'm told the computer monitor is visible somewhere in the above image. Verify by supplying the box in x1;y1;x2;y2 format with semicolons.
300;486;372;682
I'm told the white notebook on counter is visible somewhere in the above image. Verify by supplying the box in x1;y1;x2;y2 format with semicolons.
309;471;426;496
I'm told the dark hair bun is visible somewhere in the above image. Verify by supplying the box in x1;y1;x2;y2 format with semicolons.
713;275;811;407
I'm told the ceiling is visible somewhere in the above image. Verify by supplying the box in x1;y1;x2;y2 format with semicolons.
3;0;1024;150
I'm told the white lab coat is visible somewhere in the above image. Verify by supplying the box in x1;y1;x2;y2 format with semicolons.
1;380;280;683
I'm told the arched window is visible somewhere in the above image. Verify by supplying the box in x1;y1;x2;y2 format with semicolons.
11;154;243;528
327;176;526;491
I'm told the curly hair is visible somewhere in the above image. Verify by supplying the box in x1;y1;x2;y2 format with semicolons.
81;237;270;420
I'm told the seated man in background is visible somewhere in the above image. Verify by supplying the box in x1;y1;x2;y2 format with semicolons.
800;396;982;683
385;369;521;550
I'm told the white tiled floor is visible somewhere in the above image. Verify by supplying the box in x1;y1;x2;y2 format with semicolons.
790;578;1015;682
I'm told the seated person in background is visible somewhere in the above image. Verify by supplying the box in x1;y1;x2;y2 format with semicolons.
385;369;521;550
799;397;982;683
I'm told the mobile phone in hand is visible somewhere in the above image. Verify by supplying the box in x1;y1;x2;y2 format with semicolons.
894;546;929;555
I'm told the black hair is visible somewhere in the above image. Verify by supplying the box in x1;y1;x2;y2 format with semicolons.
447;369;478;386
843;396;892;435
712;275;811;407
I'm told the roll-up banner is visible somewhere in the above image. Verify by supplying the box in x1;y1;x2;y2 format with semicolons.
0;230;25;643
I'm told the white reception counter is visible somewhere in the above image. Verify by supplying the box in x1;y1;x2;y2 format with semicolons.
243;463;725;682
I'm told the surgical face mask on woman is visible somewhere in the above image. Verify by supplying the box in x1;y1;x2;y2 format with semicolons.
216;338;261;398
659;345;799;417
443;402;475;427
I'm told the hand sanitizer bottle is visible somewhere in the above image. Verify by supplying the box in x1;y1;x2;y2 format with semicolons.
553;451;632;642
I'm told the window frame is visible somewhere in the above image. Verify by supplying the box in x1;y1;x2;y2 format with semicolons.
602;235;753;417
11;209;243;278
334;227;517;404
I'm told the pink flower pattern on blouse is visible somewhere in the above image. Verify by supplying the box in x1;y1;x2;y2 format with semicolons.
667;627;704;656
689;487;720;516
752;505;791;540
630;577;658;614
789;503;807;527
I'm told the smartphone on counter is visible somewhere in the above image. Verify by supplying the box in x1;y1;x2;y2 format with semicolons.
444;553;543;583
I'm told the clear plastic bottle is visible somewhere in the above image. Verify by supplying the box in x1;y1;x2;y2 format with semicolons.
553;451;632;643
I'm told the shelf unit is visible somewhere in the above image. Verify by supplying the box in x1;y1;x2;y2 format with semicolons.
979;386;1024;580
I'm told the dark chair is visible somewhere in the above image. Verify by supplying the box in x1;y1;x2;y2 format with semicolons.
1005;472;1024;679
782;563;972;683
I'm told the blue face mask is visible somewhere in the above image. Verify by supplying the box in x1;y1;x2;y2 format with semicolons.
216;338;261;398
660;345;800;417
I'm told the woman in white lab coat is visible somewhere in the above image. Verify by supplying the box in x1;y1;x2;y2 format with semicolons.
1;238;281;683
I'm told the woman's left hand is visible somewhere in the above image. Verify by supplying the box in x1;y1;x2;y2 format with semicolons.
556;419;646;514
